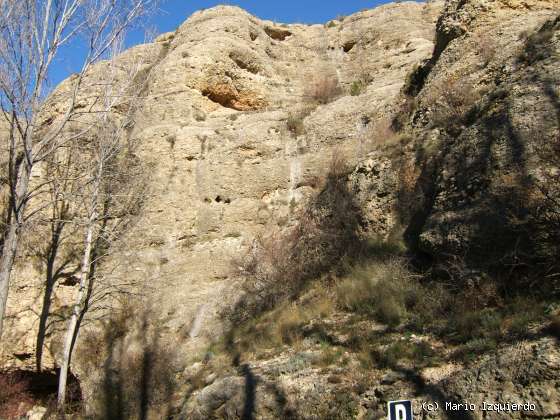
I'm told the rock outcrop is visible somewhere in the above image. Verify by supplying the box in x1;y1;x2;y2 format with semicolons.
1;1;442;372
2;0;560;418
403;0;560;275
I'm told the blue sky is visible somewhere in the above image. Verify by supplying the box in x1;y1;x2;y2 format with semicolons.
49;0;391;88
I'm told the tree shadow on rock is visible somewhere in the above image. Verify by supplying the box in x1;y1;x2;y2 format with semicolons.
77;306;177;420
227;154;370;325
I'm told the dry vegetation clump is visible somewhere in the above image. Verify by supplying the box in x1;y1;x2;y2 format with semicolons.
305;72;341;104
0;371;33;419
350;80;365;96
233;288;335;356
286;113;305;137
359;340;436;370
336;259;418;327
229;153;362;324
367;118;403;148
424;76;482;133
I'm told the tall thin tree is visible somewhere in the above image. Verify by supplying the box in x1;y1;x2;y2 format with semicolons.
56;36;150;408
0;0;155;339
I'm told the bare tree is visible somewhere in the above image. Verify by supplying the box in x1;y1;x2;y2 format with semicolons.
0;0;155;339
56;38;149;408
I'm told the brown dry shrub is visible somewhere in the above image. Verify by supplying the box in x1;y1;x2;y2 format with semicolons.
424;76;481;133
229;153;363;323
336;258;417;327
369;118;398;147
286;113;305;137
0;372;33;419
305;73;341;104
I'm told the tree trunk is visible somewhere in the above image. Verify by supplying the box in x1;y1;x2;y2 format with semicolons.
57;206;97;408
0;163;31;339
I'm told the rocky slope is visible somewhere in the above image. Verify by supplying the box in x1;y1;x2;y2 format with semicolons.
2;0;560;419
1;1;441;370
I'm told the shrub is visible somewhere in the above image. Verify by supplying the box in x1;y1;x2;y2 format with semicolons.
448;308;504;343
318;345;344;367
349;81;364;96
371;341;409;369
0;372;33;419
228;153;362;323
336;259;417;328
424;76;481;133
286;113;306;137
277;305;306;345
306;73;340;104
454;338;498;362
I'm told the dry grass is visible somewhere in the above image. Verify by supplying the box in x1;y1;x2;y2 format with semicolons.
234;286;335;355
286;108;312;137
336;259;417;328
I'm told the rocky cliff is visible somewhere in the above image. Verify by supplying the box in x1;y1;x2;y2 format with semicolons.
1;1;441;370
2;0;560;419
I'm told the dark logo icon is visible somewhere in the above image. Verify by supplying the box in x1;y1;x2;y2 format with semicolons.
388;400;414;420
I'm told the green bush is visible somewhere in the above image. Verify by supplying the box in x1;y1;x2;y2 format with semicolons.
349;81;364;96
449;308;503;343
454;338;498;362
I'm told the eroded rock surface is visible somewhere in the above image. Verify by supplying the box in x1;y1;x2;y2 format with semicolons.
2;1;560;418
1;2;442;372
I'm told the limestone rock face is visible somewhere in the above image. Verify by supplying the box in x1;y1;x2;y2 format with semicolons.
440;338;560;419
401;0;560;272
1;2;442;373
349;153;399;237
3;0;560;417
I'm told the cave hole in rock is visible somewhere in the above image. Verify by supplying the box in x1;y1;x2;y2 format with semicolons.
229;53;259;74
343;40;356;53
215;195;231;204
264;26;292;41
